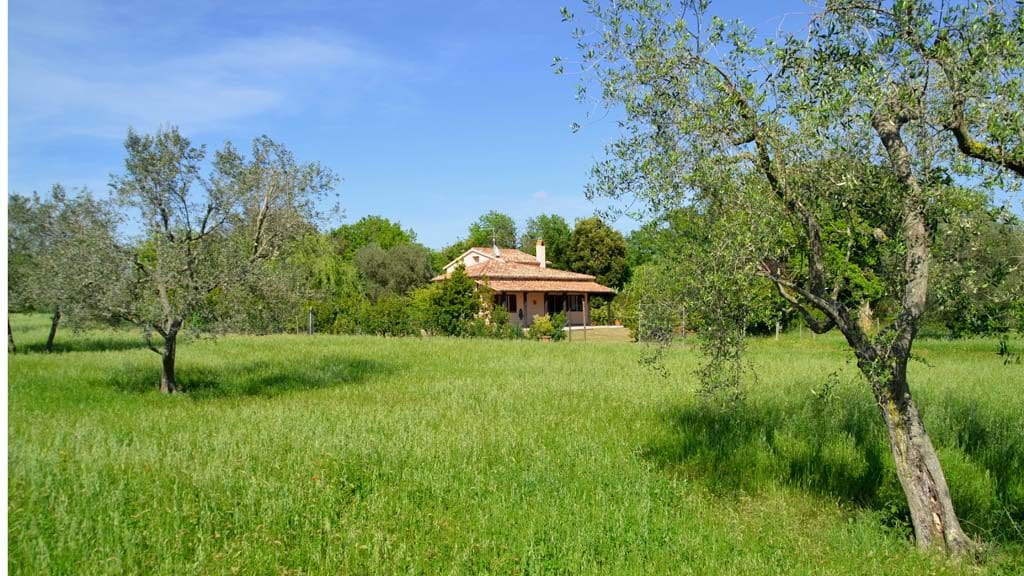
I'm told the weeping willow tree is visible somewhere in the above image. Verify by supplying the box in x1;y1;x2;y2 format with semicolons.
563;0;1022;554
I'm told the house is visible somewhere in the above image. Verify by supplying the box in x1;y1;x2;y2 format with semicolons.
431;240;615;327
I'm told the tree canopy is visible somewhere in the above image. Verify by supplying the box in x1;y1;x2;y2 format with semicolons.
330;215;417;261
567;216;629;288
354;242;435;301
520;213;572;269
566;0;1023;555
74;127;338;392
8;186;123;351
467;211;518;248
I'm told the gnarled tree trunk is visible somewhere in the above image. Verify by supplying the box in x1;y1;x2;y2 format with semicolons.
159;320;181;394
45;308;61;353
872;356;973;554
870;112;975;554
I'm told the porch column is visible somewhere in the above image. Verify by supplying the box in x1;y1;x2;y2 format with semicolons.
585;292;589;341
522;291;528;326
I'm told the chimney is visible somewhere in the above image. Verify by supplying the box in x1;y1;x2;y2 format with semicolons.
536;239;546;268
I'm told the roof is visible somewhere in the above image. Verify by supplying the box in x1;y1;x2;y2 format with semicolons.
482;280;616;294
466;247;538;264
432;246;616;294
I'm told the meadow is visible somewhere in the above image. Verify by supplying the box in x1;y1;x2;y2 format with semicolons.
7;314;1024;574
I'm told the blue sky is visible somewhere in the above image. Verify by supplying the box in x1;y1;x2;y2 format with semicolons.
10;0;817;249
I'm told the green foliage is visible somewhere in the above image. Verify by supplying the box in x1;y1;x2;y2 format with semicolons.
430;265;481;337
488;307;520;340
616;262;686;343
588;297;615;326
434;240;469;271
567;216;629;289
408;283;442;335
466;306;520;340
520;214;572;268
626;208;701;269
527;314;556;340
7;186;123;325
929;203;1024;337
467;211;518;248
568;0;1023;549
7;192;44;313
353;242;434;301
330;215;416;261
109;128;336;335
550;311;567;341
360;294;416;337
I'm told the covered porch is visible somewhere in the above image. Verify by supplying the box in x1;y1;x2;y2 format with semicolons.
492;291;602;328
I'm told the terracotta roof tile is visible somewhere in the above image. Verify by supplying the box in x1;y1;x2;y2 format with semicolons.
432;261;597;282
432;246;615;293
468;261;595;281
469;247;538;264
482;280;616;294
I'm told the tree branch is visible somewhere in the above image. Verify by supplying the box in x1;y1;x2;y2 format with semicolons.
757;261;846;332
944;107;1024;177
772;279;836;334
700;57;831;298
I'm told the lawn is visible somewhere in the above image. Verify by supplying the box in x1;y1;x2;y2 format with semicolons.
7;314;1024;574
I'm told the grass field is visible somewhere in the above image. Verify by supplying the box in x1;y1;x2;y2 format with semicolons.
8;314;1024;574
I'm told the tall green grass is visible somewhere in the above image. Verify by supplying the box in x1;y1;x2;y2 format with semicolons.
8;315;1024;574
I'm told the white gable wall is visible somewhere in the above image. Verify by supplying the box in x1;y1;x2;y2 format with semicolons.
443;249;497;274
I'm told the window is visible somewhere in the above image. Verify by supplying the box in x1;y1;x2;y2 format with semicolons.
568;294;584;312
495;294;517;313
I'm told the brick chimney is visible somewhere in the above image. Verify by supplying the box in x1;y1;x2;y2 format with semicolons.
536;239;546;268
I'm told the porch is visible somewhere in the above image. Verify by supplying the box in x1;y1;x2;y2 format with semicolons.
493;291;594;328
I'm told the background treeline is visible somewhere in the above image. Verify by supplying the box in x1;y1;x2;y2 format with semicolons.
7;131;631;347
217;209;634;338
616;195;1024;343
8;130;1022;349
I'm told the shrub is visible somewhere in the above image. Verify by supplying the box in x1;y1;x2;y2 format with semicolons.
409;283;442;335
550;311;567;341
528;314;556;340
361;294;416;337
431;265;480;337
488;307;519;339
589;297;612;325
465;317;490;338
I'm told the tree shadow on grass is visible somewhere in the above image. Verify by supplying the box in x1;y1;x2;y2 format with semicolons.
18;335;152;354
642;390;1024;543
106;354;395;399
643;394;890;505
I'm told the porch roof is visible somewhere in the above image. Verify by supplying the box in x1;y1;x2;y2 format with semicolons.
481;279;615;294
432;260;598;282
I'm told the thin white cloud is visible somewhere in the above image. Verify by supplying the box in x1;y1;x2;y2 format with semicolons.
10;31;380;140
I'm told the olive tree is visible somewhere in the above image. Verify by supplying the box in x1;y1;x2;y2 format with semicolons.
565;0;1022;554
8;186;122;352
103;127;337;393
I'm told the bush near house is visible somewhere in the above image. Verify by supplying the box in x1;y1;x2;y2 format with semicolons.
550;312;567;341
527;314;556;340
361;294;417;337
